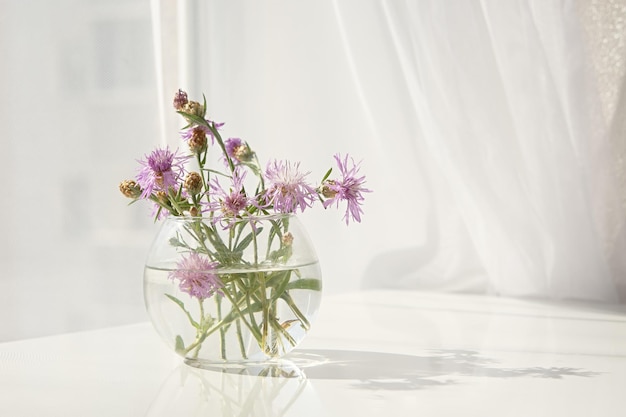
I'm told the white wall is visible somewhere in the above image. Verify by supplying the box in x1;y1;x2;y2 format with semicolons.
0;0;160;340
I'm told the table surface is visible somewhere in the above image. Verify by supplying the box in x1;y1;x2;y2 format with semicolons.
1;289;626;416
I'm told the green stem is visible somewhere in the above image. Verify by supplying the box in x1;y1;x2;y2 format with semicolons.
272;318;297;348
188;298;207;358
184;331;208;356
281;292;311;331
237;276;261;331
258;272;269;352
221;289;263;343
195;152;212;208
235;318;247;359
253;153;265;190
182;289;262;356
207;123;235;172
216;295;226;360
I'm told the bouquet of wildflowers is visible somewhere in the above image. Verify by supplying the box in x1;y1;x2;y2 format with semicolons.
119;90;369;361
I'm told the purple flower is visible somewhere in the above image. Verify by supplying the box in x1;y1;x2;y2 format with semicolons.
263;159;317;213
136;147;189;199
322;154;371;224
225;137;243;158
179;121;225;151
180;125;213;149
208;167;253;226
168;252;222;300
173;89;188;110
224;138;253;164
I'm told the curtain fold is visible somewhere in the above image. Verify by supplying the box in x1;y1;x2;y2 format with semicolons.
336;0;626;302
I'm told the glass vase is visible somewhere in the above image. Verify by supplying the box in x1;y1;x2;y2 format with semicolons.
143;213;322;368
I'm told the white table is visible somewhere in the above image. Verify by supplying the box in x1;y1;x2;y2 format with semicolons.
1;290;626;416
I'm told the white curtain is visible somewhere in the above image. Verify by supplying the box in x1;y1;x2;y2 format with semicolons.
152;0;626;303
334;0;626;302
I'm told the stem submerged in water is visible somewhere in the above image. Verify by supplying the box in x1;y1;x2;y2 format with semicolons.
216;295;226;360
164;215;319;361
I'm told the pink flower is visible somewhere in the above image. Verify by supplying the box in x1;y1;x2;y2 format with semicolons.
322;154;371;224
180;125;213;147
208;167;253;227
168;252;222;300
135;147;189;199
224;138;253;164
263;159;317;214
172;89;188;110
179;121;225;152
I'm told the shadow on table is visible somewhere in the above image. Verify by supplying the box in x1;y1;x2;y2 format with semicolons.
287;349;600;391
145;350;601;416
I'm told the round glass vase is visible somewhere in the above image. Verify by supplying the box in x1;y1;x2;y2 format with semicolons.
143;213;322;368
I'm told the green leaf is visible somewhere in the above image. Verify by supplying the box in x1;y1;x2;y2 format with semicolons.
153;206;163;223
201;314;215;332
268;245;293;263
217;299;263;332
268;221;280;246
126;198;141;206
174;335;185;353
201;168;230;178
234;227;263;253
286;278;322;291
165;294;200;329
321;167;333;183
271;272;292;301
206;228;230;253
265;270;292;301
168;237;186;248
176;111;209;127
243;161;261;176
265;269;291;287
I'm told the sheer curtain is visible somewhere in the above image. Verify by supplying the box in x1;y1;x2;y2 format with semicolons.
152;1;626;303
334;0;626;302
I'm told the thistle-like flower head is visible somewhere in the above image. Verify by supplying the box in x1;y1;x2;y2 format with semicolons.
263;160;316;214
168;252;222;300
208;167;252;227
322;153;371;224
136;147;189;199
180;125;212;153
122;89;371;226
225;137;254;163
173;89;188;110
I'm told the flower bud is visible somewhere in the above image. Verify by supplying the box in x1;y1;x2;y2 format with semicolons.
188;128;208;154
173;89;188;110
320;180;338;199
155;190;169;204
119;180;141;199
189;206;200;217
233;144;253;162
225;138;253;163
282;232;294;246
184;172;203;195
182;101;204;118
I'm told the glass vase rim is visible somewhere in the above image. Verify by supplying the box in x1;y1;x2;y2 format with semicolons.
161;212;298;222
